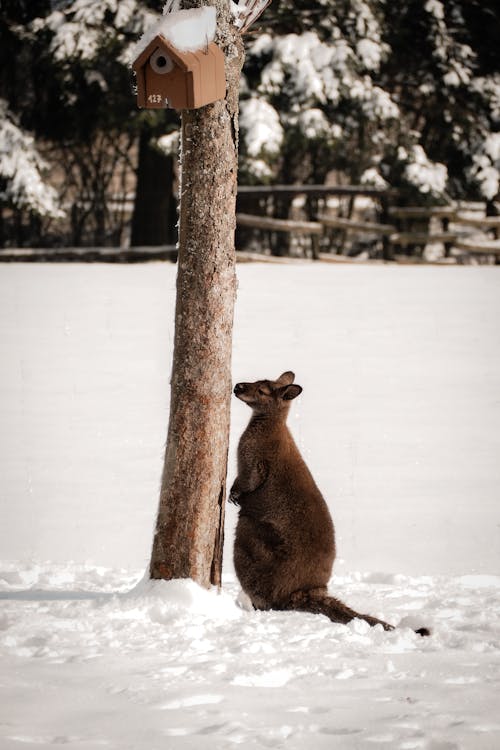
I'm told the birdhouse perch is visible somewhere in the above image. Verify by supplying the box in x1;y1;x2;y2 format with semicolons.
131;7;226;110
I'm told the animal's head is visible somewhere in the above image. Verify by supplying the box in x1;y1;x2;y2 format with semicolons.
233;371;302;416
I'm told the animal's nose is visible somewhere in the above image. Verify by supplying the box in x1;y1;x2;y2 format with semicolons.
234;383;245;394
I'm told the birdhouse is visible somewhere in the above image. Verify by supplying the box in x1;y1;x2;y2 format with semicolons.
132;35;226;110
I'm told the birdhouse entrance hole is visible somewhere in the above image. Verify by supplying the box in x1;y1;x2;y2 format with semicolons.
150;49;174;74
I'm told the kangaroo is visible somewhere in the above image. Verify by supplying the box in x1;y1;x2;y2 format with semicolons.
230;371;429;636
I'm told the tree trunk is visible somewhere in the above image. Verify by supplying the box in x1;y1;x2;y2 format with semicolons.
149;2;244;588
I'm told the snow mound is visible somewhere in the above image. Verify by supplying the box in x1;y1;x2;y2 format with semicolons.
126;574;242;621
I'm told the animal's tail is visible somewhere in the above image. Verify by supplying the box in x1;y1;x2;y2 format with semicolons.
283;589;430;637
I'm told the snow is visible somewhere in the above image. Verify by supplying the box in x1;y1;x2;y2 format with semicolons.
296;108;332;140
350;80;400;121
404;145;448;196
254;32;345;105
37;0;153;63
230;0;247;30
425;0;445;21
248;27;398;148
157;130;180;156
360;166;388;189
1;262;500;747
356;38;383;70
471;133;500;200
239;97;284;178
239;98;283;157
131;6;217;60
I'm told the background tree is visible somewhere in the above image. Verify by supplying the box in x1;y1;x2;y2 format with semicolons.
0;1;64;246
130;112;178;247
382;0;500;204
0;0;179;247
239;0;500;206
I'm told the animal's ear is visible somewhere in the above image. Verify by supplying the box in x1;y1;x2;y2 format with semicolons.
276;371;295;385
279;384;302;401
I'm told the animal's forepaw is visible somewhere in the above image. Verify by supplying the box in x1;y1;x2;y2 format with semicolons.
228;488;240;505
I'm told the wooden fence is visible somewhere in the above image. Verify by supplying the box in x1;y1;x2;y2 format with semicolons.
1;184;499;263
235;185;500;263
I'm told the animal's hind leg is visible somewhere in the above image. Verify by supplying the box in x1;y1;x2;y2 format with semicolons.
234;519;289;609
284;588;395;631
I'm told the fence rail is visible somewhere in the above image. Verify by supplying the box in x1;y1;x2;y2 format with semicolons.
0;246;177;263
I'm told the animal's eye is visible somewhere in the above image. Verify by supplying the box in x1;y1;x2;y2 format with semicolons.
258;388;268;396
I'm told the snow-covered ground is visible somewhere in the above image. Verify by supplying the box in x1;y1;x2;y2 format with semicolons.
1;262;500;749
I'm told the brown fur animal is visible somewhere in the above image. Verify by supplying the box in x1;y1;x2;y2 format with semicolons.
230;371;429;636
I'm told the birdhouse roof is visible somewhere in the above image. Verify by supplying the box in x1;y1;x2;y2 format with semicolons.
130;6;217;67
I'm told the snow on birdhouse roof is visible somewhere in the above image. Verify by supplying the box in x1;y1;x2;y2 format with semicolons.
130;6;216;62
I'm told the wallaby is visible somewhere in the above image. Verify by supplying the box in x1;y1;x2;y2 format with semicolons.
230;371;429;637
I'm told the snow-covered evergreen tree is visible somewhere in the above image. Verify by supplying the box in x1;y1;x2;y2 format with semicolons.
384;0;500;203
240;0;500;204
0;0;177;246
0;99;63;219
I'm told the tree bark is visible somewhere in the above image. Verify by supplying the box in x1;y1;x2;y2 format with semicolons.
149;1;244;588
